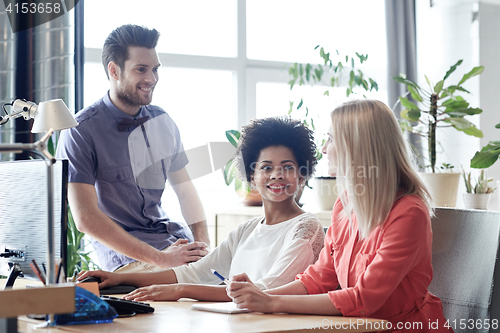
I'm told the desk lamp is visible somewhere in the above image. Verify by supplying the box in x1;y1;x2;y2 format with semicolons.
0;98;77;327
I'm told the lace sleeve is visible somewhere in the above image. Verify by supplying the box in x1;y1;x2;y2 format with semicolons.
291;214;325;262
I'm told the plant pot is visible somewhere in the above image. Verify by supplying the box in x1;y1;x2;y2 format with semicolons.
418;172;461;207
311;177;338;211
237;189;263;206
462;193;492;210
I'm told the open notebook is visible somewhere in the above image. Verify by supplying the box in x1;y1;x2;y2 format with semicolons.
191;302;252;314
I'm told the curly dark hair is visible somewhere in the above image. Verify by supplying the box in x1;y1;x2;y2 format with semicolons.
236;116;317;183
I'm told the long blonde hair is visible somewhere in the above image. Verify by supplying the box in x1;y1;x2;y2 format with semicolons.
331;99;432;238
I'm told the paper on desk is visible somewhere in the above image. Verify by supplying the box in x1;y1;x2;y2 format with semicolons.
191;302;252;314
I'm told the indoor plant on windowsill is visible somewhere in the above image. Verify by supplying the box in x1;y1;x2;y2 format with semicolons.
223;129;262;206
462;169;495;210
393;60;484;207
287;46;379;210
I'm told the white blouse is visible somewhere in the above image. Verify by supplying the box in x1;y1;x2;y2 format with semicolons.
172;212;325;289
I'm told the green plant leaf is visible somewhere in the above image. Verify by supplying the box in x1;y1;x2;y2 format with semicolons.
439;90;450;99
401;109;421;122
369;78;379;91
407;85;423;102
314;67;323;81
471;149;500;169
399;120;414;133
223;159;236;185
324;90;329;96
48;136;55;156
399;97;419;110
445;117;472;130
481;142;500;152
305;63;312;81
445;85;471;94
445;107;482;116
225;130;240;148
425;75;432;89
297;99;303;110
434;80;444;94
443;59;463;80
445;118;483;137
288;101;293;115
330;76;336;87
348;71;355;95
289;63;299;79
442;98;468;110
462;124;483;138
496;123;500;129
356;52;368;63
392;76;420;90
457;66;484;86
288;79;296;90
319;47;330;64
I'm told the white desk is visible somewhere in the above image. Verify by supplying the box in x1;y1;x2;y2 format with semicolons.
2;279;387;333
17;299;387;333
213;206;331;246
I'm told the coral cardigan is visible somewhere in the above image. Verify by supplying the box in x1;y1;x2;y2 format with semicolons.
297;195;453;332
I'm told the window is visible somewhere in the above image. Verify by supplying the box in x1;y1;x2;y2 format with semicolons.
247;0;387;65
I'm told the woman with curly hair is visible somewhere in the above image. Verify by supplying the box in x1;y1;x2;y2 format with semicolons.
228;100;452;332
78;116;325;302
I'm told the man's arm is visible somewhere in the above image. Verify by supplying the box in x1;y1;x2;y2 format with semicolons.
69;182;207;270
167;167;211;247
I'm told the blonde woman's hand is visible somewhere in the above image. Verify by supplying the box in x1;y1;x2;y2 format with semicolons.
226;273;275;313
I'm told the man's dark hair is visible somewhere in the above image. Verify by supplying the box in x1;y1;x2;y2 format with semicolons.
102;24;160;79
236;116;317;183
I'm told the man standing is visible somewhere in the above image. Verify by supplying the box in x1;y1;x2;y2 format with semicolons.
57;25;209;273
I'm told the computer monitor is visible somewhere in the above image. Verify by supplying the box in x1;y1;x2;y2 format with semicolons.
0;159;68;285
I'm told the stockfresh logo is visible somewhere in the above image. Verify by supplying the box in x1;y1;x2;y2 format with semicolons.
3;0;79;33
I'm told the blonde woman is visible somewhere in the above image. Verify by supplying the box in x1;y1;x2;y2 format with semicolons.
227;100;452;333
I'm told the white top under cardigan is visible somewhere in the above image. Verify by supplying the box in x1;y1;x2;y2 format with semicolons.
172;212;325;289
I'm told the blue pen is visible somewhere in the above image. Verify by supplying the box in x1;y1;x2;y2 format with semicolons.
211;269;230;285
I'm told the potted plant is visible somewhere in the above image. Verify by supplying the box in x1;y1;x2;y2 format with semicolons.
223;129;262;206
393;60;484;207
287;46;379;210
66;208;100;277
462;169;495;209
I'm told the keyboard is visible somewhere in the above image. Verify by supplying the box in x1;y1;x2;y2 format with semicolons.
100;295;155;316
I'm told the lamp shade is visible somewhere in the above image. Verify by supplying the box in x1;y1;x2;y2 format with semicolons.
31;99;78;133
